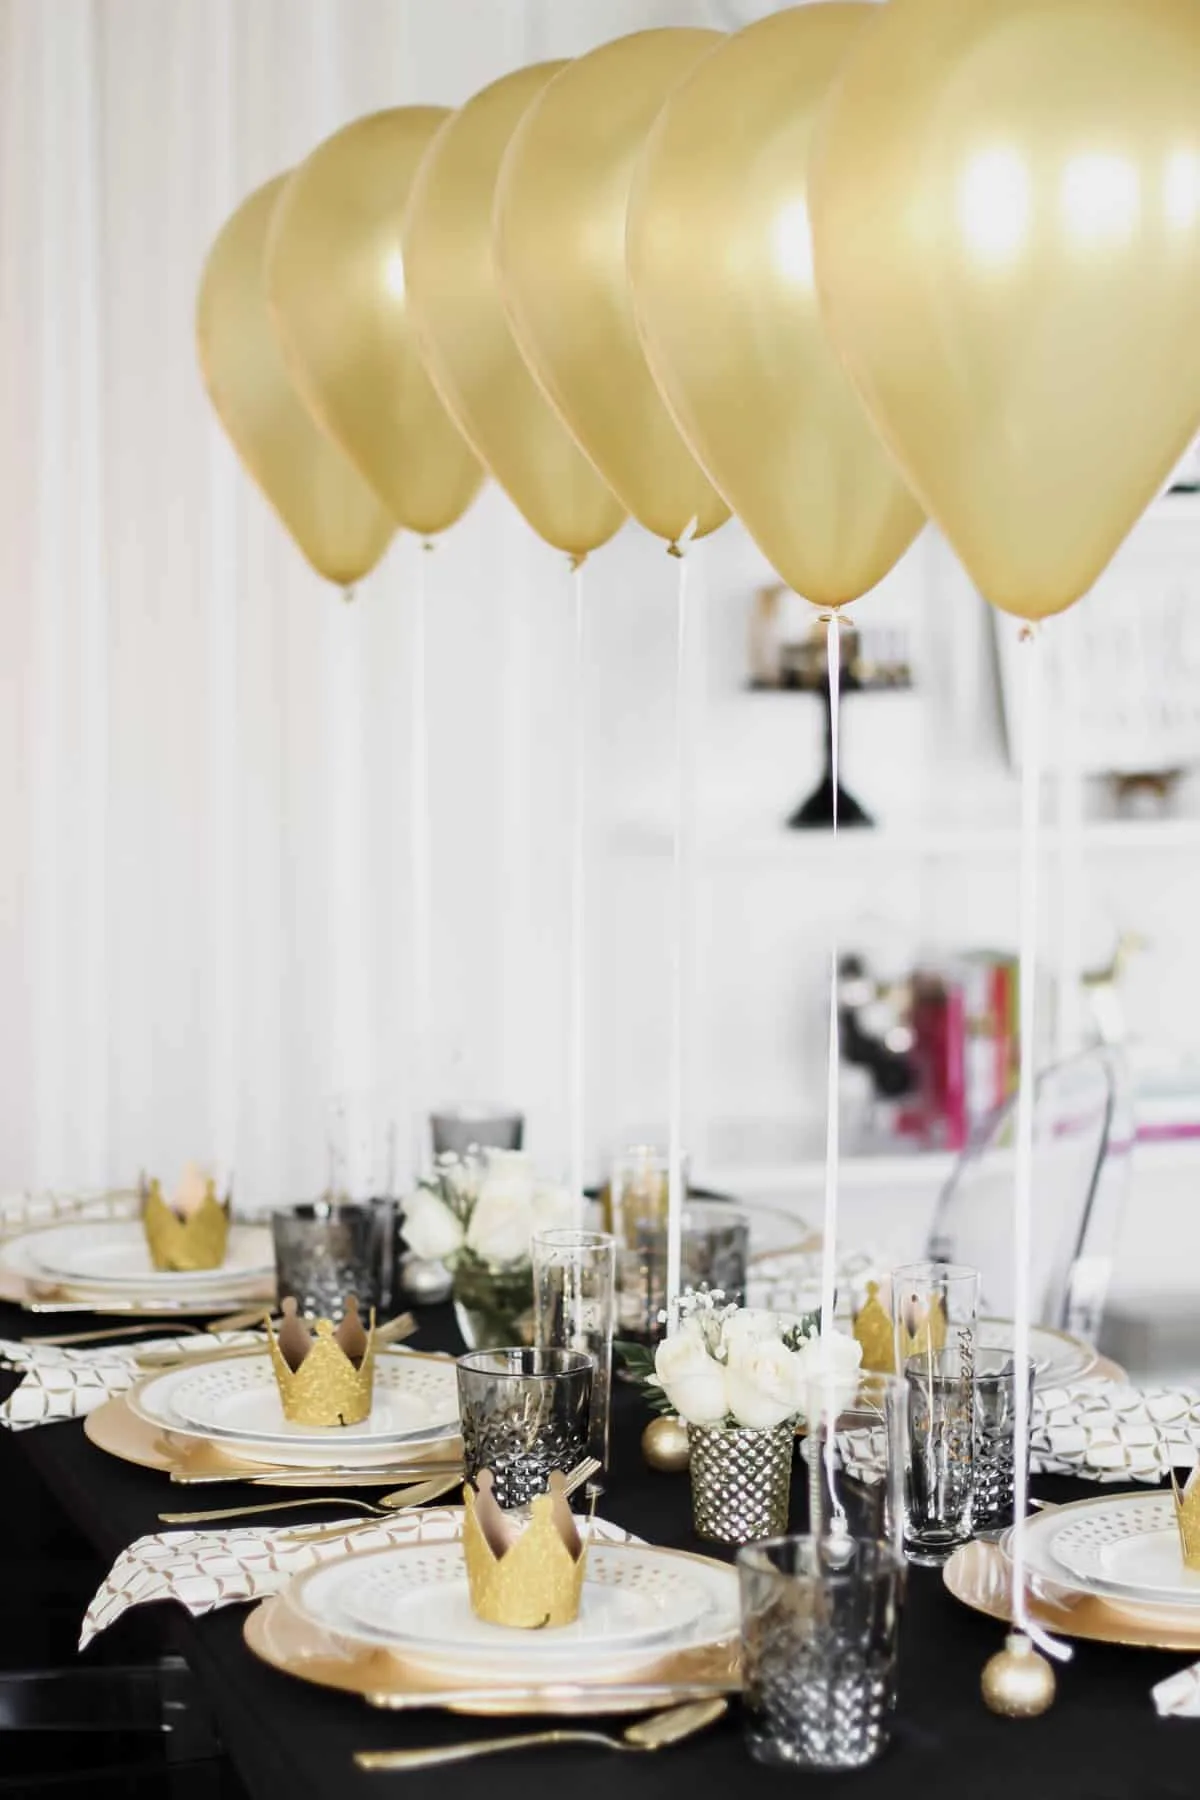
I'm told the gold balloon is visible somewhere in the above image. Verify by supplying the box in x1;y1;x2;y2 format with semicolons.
627;6;922;606
196;177;395;588
266;110;483;540
404;67;625;563
497;30;729;548
810;0;1200;621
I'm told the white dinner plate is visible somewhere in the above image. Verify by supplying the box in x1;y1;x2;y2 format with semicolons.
1048;1493;1200;1605
128;1350;460;1467
285;1538;739;1681
977;1320;1097;1389
0;1229;273;1312
1007;1491;1200;1619
23;1220;273;1290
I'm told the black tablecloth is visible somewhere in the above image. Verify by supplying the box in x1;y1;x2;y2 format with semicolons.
4;1300;1197;1800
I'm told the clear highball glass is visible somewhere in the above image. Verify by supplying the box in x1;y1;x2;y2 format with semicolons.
738;1536;905;1772
531;1228;614;1472
801;1371;908;1559
903;1327;977;1566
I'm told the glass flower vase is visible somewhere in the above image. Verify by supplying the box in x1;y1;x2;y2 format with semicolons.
451;1254;536;1351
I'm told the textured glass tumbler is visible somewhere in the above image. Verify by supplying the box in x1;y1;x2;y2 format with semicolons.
615;1201;749;1354
738;1537;905;1772
688;1423;794;1545
903;1332;977;1566
270;1202;394;1321
456;1347;592;1510
532;1229;614;1471
972;1350;1035;1538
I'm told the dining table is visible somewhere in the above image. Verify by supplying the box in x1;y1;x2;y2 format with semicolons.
1;1293;1196;1800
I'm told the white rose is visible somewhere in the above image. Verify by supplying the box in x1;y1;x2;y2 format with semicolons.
401;1191;464;1264
721;1308;783;1349
530;1182;574;1234
654;1327;728;1426
482;1148;533;1179
724;1336;802;1430
793;1328;863;1423
466;1170;535;1265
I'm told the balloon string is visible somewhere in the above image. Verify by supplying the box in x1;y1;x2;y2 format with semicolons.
665;543;693;1318
569;558;586;1217
820;611;841;1339
410;542;434;1185
1012;623;1071;1664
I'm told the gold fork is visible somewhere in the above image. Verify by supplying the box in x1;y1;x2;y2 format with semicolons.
355;1699;728;1771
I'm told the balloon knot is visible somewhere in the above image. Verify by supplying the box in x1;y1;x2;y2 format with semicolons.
341;585;357;606
1018;622;1038;644
421;539;435;555
568;553;587;573
667;541;685;560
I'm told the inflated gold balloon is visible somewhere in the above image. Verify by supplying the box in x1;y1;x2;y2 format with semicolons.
810;0;1200;621
266;110;483;540
497;30;729;549
404;66;624;562
196;177;395;588
627;6;922;606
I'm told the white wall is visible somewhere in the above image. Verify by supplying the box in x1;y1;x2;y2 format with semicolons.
1;0;1198;1217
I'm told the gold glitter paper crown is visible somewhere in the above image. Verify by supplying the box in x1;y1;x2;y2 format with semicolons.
265;1295;376;1427
1172;1463;1200;1570
462;1468;588;1629
141;1173;230;1273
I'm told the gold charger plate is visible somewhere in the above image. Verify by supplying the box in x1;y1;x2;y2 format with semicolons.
944;1539;1200;1651
84;1376;461;1491
243;1548;741;1717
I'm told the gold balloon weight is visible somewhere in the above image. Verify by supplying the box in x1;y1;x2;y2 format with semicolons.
981;1634;1057;1718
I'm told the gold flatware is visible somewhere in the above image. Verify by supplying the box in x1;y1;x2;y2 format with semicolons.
24;1320;210;1349
291;1456;599;1544
164;1446;463;1486
354;1698;728;1771
364;1683;738;1714
158;1480;454;1526
289;1473;463;1536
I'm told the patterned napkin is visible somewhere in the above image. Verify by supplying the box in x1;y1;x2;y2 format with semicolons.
0;1332;263;1430
1031;1380;1200;1483
1153;1664;1200;1717
81;1505;637;1650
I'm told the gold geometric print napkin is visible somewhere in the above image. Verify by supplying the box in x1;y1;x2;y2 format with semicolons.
0;1332;262;1429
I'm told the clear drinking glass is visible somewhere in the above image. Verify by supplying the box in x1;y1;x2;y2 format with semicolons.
801;1372;908;1558
531;1229;614;1471
614;1198;750;1354
270;1200;395;1320
324;1092;397;1202
738;1536;905;1772
429;1105;524;1158
972;1349;1035;1538
608;1145;674;1243
890;1261;980;1371
902;1325;977;1566
455;1347;592;1509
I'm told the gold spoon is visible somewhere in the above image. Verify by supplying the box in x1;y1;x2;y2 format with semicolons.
354;1698;728;1772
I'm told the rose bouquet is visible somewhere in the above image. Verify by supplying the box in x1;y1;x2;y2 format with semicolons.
621;1290;863;1430
402;1149;573;1349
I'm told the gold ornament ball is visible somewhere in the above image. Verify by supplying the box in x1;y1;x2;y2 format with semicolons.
981;1634;1057;1718
642;1415;690;1473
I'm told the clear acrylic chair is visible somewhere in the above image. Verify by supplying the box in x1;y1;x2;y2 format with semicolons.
926;1047;1125;1334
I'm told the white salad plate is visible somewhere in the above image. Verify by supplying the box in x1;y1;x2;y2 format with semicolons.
21;1220;274;1291
1047;1492;1200;1606
284;1539;740;1680
127;1350;460;1468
